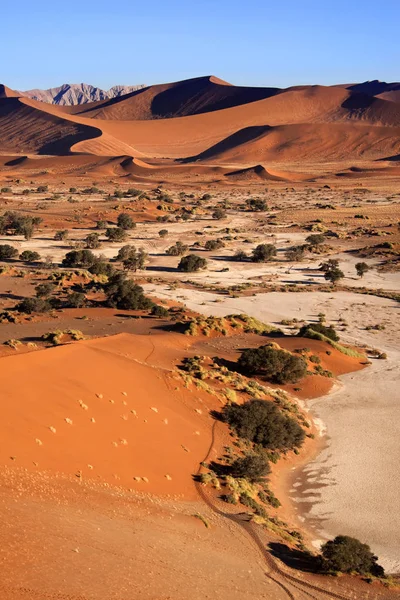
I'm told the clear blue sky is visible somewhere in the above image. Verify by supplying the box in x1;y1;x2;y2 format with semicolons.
2;0;399;90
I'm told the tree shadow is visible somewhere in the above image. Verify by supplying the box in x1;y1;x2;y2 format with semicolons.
268;542;319;573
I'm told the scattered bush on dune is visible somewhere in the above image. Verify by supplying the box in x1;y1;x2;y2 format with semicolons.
230;453;271;482
238;345;307;384
223;400;305;452
298;322;339;342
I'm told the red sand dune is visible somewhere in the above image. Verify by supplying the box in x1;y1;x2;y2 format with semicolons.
0;333;221;499
1;77;399;172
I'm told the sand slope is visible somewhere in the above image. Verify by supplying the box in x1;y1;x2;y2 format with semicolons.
0;333;219;498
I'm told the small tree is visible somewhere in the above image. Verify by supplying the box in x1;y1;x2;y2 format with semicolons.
62;249;97;268
16;297;52;314
66;292;86;308
204;239;225;251
355;262;369;278
117;213;136;230
212;208;226;220
251;244;277;263
96;220;107;230
286;245;306;262
106;227;128;242
246;198;268;212
85;233;101;249
158;229;169;238
0;244;18;260
104;274;153;310
54;229;69;241
306;234;325;246
166;241;188;256
233;250;248;262
178;254;207;272
321;536;384;576
324;267;344;285
230;453;271;482
35;282;56;298
20;250;41;262
122;247;148;272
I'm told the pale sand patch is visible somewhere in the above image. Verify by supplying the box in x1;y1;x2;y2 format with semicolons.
144;285;400;571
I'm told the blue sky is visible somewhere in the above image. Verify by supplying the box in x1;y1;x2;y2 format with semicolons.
2;0;399;90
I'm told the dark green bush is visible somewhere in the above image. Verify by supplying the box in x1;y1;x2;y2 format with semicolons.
0;244;18;260
16;297;51;314
238;345;307;383
251;243;277;262
104;274;153;310
298;323;339;342
230;453;271;482
223;399;305;451
321;536;384;577
178;254;207;272
62;249;96;268
19;250;41;262
105;227;128;242
117;213;136;230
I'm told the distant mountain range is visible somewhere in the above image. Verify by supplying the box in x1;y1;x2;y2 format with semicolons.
20;83;145;105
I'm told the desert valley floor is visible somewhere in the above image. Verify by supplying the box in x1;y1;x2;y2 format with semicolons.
0;75;399;599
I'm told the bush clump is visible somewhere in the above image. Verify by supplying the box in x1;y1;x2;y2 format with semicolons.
62;249;96;268
298;323;339;342
230;453;271;482
104;273;153;311
251;244;277;262
0;244;18;260
178;254;207;272
238;345;307;383
320;535;384;577
16;297;52;314
223;400;305;451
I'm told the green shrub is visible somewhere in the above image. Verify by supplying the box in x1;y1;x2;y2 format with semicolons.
223;400;305;451
117;213;136;230
16;297;51;314
238;345;307;383
298;323;339;342
104;273;153;310
251;244;277;262
166;241;188;256
204;239;225;251
230;453;271;482
62;249;96;268
0;244;18;260
105;227;128;242
19;250;41;262
321;536;384;577
178;254;207;272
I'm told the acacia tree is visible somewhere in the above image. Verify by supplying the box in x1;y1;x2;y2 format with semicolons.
355;262;369;278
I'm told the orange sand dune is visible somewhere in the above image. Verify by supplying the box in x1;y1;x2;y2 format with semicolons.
65;75;282;120
0;333;219;498
0;96;102;155
1;77;400;169
189;122;400;164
